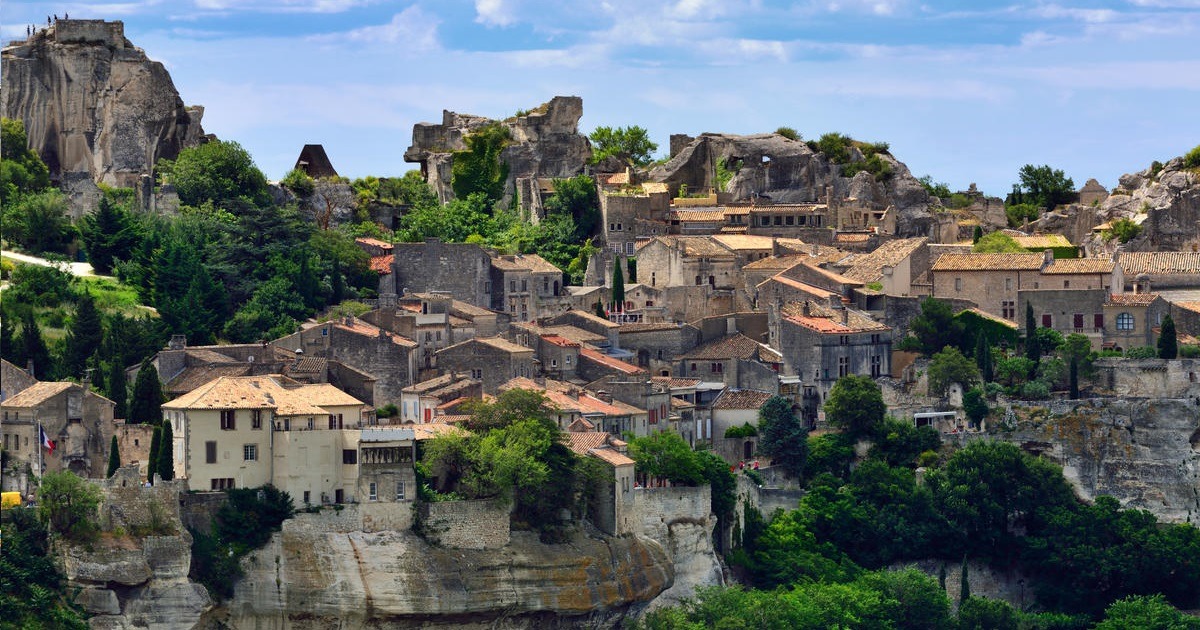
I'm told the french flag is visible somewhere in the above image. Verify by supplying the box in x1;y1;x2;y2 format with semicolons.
40;426;55;455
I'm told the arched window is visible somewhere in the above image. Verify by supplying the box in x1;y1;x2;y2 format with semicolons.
1116;312;1134;331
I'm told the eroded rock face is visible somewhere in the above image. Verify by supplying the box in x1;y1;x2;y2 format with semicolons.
648;133;935;237
221;529;672;629
403;96;591;205
998;398;1200;524
1;20;205;212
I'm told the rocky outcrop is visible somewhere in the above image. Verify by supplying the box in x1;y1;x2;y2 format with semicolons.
985;398;1200;524
216;528;672;629
1038;157;1200;253
1;19;205;213
404;96;592;205
648;133;936;237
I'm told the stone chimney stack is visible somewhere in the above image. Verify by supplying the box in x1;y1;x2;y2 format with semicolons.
168;335;186;350
802;301;811;317
1042;249;1054;268
841;307;849;325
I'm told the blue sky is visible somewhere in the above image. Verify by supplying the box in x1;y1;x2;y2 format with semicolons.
6;0;1199;195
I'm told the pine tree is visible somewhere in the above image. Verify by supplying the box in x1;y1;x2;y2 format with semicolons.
147;426;161;483
64;291;103;378
1158;314;1178;359
107;435;121;477
106;359;128;420
79;195;142;274
129;360;164;424
611;256;625;313
19;311;51;379
960;557;970;602
156;420;174;481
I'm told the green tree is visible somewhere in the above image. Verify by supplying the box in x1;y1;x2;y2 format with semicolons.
464;388;555;433
19;310;51;379
79;194;143;274
959;558;970;602
972;231;1025;253
628;431;704;485
160;140;271;208
824;375;886;438
451;122;511;204
775;126;800;141
918;175;953;199
544;175;600;240
1024;302;1041;365
1061;333;1091;399
129;360;164;425
1004;202;1040;228
588;125;658;166
974;334;994;383
816;132;852;164
1095;594;1200;630
757;395;808;477
1108;217;1142;243
612;255;626;313
963;387;988;427
107;435;121;477
909;298;965;356
1159;314;1178;359
157;419;175;481
0;510;88;629
1014;164;1075;210
4;189;75;253
397;192;494;243
927;346;981;397
972;225;983;244
37;470;103;542
147;426;161;483
0;117;51;206
956;596;1021;630
63;291;103;378
280;167;315;196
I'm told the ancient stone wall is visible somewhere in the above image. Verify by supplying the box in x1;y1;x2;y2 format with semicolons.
417;499;511;549
179;490;226;533
283;505;364;533
99;465;184;534
1093;357;1200;399
632;485;711;542
53;19;124;46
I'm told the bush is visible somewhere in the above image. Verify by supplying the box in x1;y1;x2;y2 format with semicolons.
1124;346;1157;359
1184;144;1200;169
280;168;315;197
1005;203;1040;227
1180;344;1200;358
775;126;799;141
724;422;758;438
1108;217;1141;243
37;471;102;542
1019;380;1051;400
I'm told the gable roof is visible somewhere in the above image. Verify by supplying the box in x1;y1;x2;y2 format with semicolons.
841;237;927;282
162;375;363;414
1;382;75;408
781;301;890;334
166;365;253;395
579;347;646;375
1042;258;1114;274
1105;293;1160;306
712;389;773;410
711;234;777;251
650;236;736;258
932;253;1045;272
679;333;782;363
490;253;562;274
1117;252;1200;276
333;318;418;348
588;447;636;467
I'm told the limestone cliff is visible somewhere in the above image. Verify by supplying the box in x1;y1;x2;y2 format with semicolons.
403;96;592;205
1;19;205;212
649;133;935;237
1037;157;1200;253
214;528;673;629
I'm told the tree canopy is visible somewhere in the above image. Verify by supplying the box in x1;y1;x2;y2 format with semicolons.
824;375;886;438
1011;164;1075;210
588;125;658;166
158;140;271;208
757;395;808;477
971;231;1025;253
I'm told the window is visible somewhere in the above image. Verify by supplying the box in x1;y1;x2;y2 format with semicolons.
210;478;235;490
1064;280;1070;288
838;356;849;377
1116;312;1135;331
397;481;406;501
616;223;623;231
220;410;235;430
609;223;616;231
510;280;516;292
785;215;795;225
1094;313;1104;329
871;355;882;378
1002;300;1015;319
436;331;441;341
651;272;656;287
1042;313;1052;328
695;275;702;285
871;334;881;344
760;216;770;226
565;355;572;365
543;278;549;292
205;441;217;464
839;335;849;345
521;279;528;292
304;491;311;504
484;281;491;293
470;368;482;379
368;482;377;501
551;359;558;368
954;277;962;292
690;363;697;372
1005;278;1012;291
649;409;658;424
243;444;258;461
774;216;782;226
1073;313;1084;330
343;449;358;465
711;362;724;373
307;417;314;430
252;409;262;430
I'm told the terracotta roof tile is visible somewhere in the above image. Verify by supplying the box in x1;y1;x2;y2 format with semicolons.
711;234;777;251
712;389;773;410
588;447;636;467
679;334;781;363
166;365;252;395
1177;301;1200;314
841;237;927;282
490;253;562;274
1105;293;1159;306
541;334;580;348
781;301;890;334
566;431;611;455
932;253;1045;271
650;376;702;389
1;382;74;408
758;273;838;299
670;209;726;222
334;318;418;348
369;254;393;275
162;375;363;415
1042;258;1113;274
619;322;682;333
579;347;645;375
1117;252;1200;276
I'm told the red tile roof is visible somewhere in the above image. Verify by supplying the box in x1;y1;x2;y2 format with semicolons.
1105;293;1159;306
355;237;394;250
712;389;773;410
579;347;645;375
781;301;890;334
588;447;636;467
541;334;580;348
334;318;418;348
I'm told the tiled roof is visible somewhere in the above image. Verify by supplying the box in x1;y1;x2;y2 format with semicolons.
1042;258;1113;274
670;396;695;409
932;253;1044;271
1117;252;1200;276
565;431;611;455
711;234;777;251
403;372;477;395
477;336;535;354
369;255;393;275
491;253;562;274
712;389;773;410
166;365;253;394
559;309;621;329
355;237;393;250
758;273;838;299
783;262;863;286
579;347;645;375
411;422;468;441
679;333;782;363
1176;301;1200;314
1013;234;1073;250
163;375;363;415
1105;293;1159;306
1;382;74;408
541;334;580;348
836;233;872;243
184;348;242;364
334;318;419;348
541;325;608;344
566;417;596;432
650;236;735;258
588;447;636;467
670;209;726;222
960;308;1019;329
651;376;702;389
841;237;927;282
619;322;682;333
781;301;890;334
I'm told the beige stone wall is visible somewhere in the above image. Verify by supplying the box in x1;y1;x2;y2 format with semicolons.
632;485;711;542
417;499;511;549
1094;358;1200;399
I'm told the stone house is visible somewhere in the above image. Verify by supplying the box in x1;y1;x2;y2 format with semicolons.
435;337;536;394
745;203;830;236
617;321;702;376
0;358;37;402
768;300;892;421
356;426;417;510
548;310;622;350
578;347;647;383
534;334;582;381
1115;252;1200;291
837;236;930;297
709;389;772;460
489;253;568;322
272;317;418;406
1;381;115;482
564;430;636;535
364;293;457;377
931;252;1121;321
741;245;851;297
112;420;155;476
599;181;670;255
398;372;482;424
677;333;783;391
583;375;673;435
1102;293;1170;352
1077;178;1109;206
388;239;493;308
637;236;741;291
1018;289;1109;349
500;377;651;436
161;375;366;504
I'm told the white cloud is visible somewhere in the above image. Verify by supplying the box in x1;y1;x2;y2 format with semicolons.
1127;0;1200;7
336;7;440;49
475;0;515;27
820;0;907;16
191;0;367;13
1031;4;1118;23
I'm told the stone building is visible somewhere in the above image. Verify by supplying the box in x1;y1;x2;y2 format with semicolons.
931;251;1121;321
1077;178;1109;206
769;300;892;420
389;239;493;308
599;181;670;255
398;373;482;424
617;321;702;376
1115;252;1200;291
272;317;418;406
837;236;930;297
564;430;636;535
356;426;416;511
1;381;115;482
0;359;38;402
1102;293;1170;352
677;333;783;391
1018;289;1108;349
709;389;772;458
435;337;536;394
637;236;740;291
162;375;366;504
294;144;338;179
489;253;568;322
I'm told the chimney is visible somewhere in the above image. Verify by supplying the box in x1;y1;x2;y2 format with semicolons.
841;307;849;325
726;316;737;335
810;242;819;257
168;334;186;350
26;359;34;376
802;300;811;317
1042;249;1054;268
596;390;613;403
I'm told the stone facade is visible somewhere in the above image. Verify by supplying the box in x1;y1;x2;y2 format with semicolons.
1;381;115;485
1092;358;1200;399
417;499;512;549
932;252;1121;321
272;317;417;406
436;337;536;394
389;239;493;308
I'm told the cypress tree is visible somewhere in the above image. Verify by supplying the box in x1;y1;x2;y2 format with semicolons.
960;557;970;602
972;225;983;244
1;312;17;365
106;359;128;420
157;420;175;481
1158;314;1178;359
64;291;103;378
1024;302;1041;365
129;360;164;424
938;563;947;590
330;259;345;304
107;435;121;477
611;256;625;313
147;426;161;483
593;301;606;319
19;311;51;379
1069;357;1079;400
974;333;994;383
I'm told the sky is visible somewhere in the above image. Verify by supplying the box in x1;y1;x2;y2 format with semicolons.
5;0;1200;196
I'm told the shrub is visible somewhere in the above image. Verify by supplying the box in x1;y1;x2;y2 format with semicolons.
775;126;799;141
1124;346;1157;359
1184;144;1200;168
1019;380;1051;400
37;471;102;542
1180;344;1200;358
280;168;315;197
1005;203;1039;227
1108;217;1141;243
724;422;758;438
